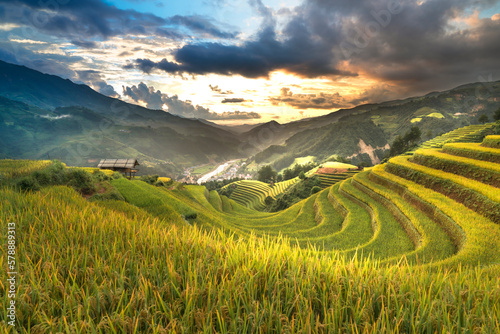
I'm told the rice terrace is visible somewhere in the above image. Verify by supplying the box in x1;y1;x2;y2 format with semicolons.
1;124;499;332
2;0;500;332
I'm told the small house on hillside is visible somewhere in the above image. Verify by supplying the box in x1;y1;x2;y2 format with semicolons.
98;159;139;179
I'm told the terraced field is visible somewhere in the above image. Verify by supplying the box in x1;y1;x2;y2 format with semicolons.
305;161;361;188
405;122;497;155
102;133;500;267
190;135;500;268
222;178;299;210
2;133;500;332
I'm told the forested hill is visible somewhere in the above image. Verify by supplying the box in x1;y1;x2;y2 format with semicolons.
247;81;500;169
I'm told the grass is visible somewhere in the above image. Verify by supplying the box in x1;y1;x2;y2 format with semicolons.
386;155;500;223
68;167;115;177
426;112;445;118
354;171;457;265
0;159;52;179
339;178;415;260
2;185;499;332
372;164;500;267
1;131;500;332
413;123;497;152
442;142;500;163
411;148;500;187
481;135;500;149
111;178;187;224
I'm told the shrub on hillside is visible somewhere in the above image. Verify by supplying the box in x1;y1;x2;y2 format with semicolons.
494;106;500;121
16;176;40;192
140;175;159;184
183;210;198;220
281;162;318;181
264;195;275;205
92;170;112;182
389;126;422;157
266;176;321;212
31;160;66;186
66;169;97;195
310;186;321;195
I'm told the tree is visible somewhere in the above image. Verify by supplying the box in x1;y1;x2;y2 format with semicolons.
494;106;500;121
389;135;405;157
283;168;293;180
310;186;321;195
264;196;275;206
257;165;277;183
276;174;283;182
403;126;422;146
390;127;421;157
298;171;306;180
478;114;489;124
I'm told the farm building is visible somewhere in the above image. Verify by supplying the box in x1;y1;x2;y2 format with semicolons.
97;158;139;179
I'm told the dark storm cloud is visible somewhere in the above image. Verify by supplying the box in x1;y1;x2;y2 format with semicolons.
130;0;351;78
123;82;261;120
131;0;500;99
349;84;402;106
337;0;500;93
0;0;234;40
269;87;348;109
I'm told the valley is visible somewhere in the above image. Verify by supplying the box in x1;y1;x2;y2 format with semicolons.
1;129;499;332
2;60;500;181
2;0;500;331
1;60;500;333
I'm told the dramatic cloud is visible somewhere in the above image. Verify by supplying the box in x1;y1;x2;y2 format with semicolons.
349;84;402;106
2;0;500;115
339;0;500;94
71;40;99;49
76;70;119;97
221;98;246;103
123;82;261;120
130;0;500;97
130;0;352;78
269;87;348;109
0;0;234;41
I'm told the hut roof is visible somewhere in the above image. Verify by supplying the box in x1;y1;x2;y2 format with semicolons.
97;159;139;169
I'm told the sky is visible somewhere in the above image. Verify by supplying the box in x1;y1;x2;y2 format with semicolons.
1;0;500;125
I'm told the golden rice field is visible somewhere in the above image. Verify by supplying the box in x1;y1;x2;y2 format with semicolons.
1;127;500;332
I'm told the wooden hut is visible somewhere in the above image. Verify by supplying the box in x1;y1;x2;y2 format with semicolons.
98;159;139;179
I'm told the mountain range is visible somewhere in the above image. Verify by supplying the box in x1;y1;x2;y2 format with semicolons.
1;59;499;177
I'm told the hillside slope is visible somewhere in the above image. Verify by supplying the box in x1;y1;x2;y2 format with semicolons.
1;131;500;331
0;96;242;173
0;60;246;171
246;81;500;170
